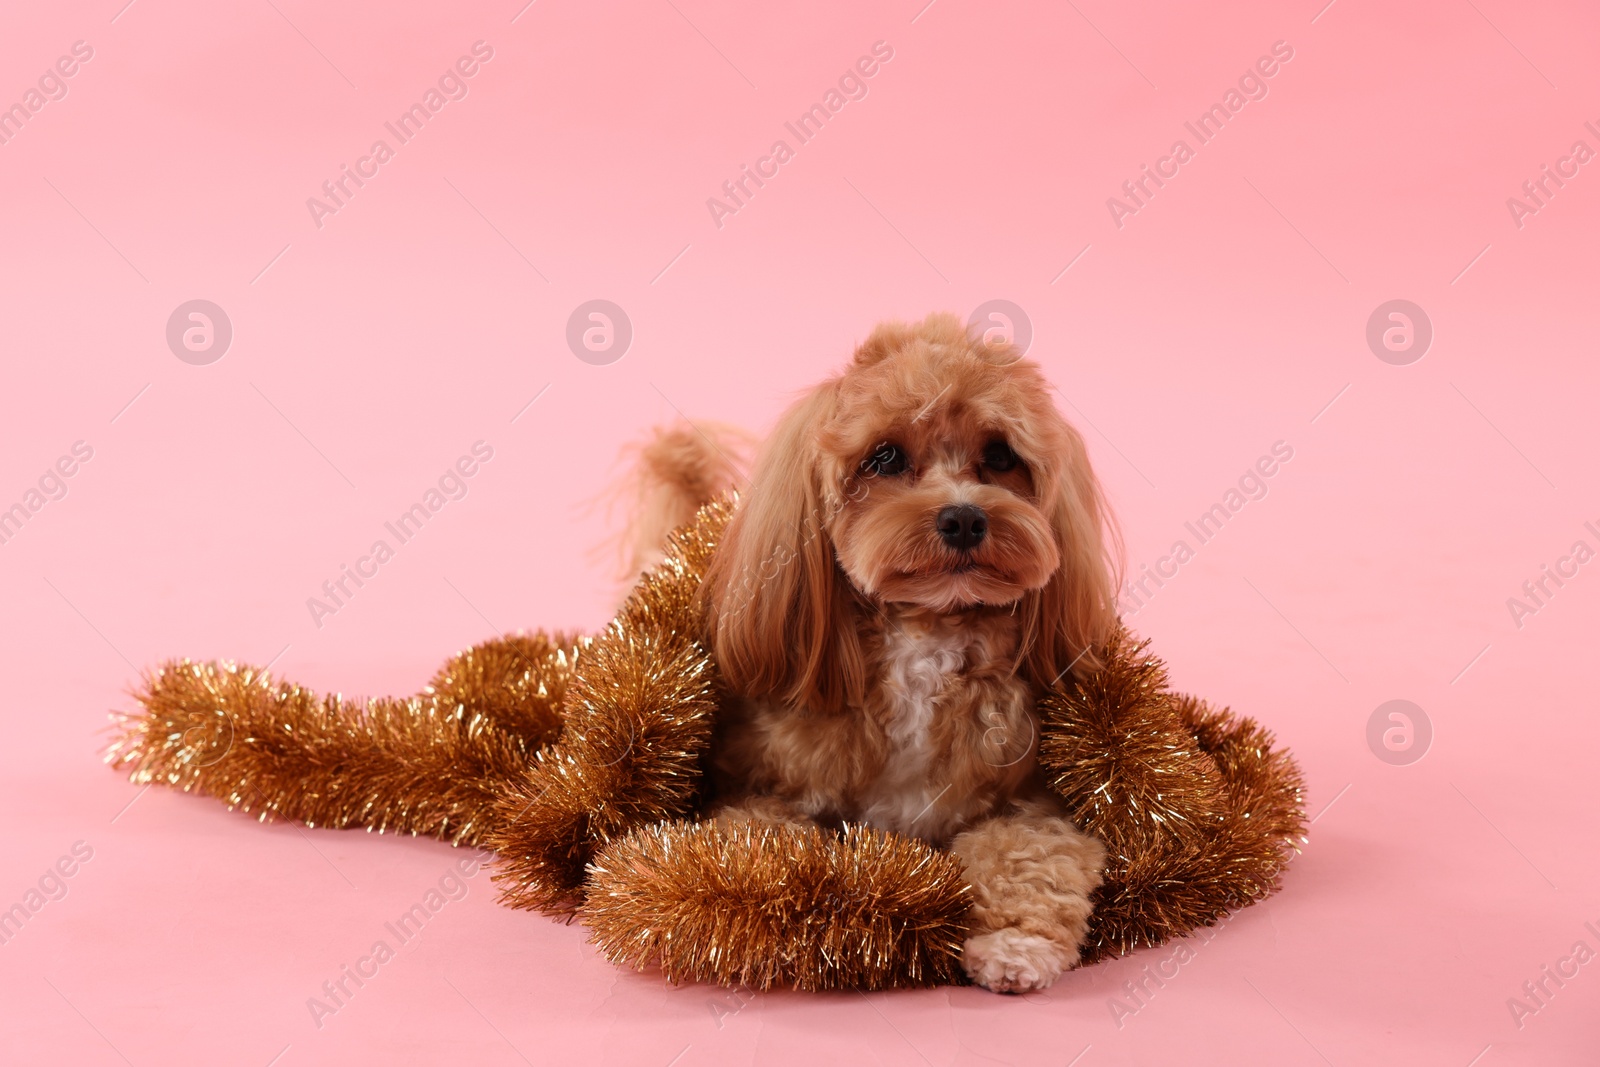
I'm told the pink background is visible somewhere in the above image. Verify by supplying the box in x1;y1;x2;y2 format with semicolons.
2;0;1597;1063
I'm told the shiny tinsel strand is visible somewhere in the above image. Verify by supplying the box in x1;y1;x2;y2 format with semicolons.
486;501;731;913
1039;626;1306;963
425;632;584;750
105;634;578;846
583;821;970;991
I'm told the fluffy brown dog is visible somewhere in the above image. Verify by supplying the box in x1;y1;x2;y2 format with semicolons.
630;312;1121;992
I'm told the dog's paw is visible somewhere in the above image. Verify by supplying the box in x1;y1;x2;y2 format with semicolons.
961;928;1073;994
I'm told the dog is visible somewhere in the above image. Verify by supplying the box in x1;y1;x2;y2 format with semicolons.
623;312;1120;993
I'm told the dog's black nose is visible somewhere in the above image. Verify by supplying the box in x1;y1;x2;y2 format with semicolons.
936;504;988;550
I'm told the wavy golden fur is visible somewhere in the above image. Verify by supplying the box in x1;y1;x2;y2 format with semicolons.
702;313;1120;712
627;313;1122;992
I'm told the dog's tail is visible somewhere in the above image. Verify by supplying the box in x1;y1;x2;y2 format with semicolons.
609;421;753;585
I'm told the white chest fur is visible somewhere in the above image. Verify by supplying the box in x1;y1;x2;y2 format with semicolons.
857;622;976;839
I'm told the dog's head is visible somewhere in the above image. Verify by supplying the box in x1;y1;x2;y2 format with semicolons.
703;313;1120;713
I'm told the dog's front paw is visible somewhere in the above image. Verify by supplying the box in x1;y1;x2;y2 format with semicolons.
961;928;1074;994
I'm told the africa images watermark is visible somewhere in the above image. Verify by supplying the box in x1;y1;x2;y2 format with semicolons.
305;441;495;628
708;983;758;1029
1366;699;1431;766
305;851;489;1029
1505;120;1600;230
1117;441;1295;617
705;40;896;229
1505;920;1600;1031
1106;910;1237;1027
167;300;234;366
0;440;95;548
0;40;94;148
1504;519;1599;630
306;41;496;229
1106;40;1296;229
0;841;95;948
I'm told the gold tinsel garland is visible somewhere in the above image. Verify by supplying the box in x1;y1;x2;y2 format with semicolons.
106;632;579;846
1038;628;1306;963
486;501;729;913
107;495;1305;990
585;822;971;991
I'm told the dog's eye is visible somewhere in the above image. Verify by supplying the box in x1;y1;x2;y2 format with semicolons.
862;443;909;477
982;441;1019;472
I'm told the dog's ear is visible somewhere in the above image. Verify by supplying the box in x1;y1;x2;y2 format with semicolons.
1019;416;1121;692
703;385;865;714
